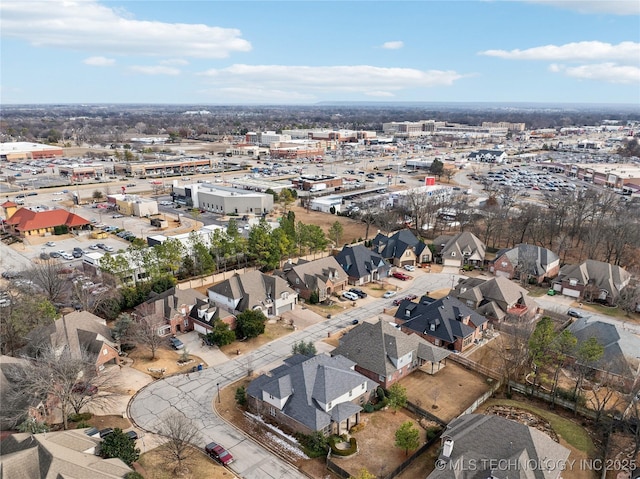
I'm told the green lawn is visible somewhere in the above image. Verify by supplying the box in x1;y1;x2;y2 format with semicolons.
481;398;596;455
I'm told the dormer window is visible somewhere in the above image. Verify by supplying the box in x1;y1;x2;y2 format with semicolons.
569;279;578;286
451;252;456;257
430;323;436;331
295;278;300;284
405;309;411;318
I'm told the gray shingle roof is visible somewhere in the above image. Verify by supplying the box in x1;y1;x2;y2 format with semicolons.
428;414;570;479
395;297;487;344
208;270;296;312
372;229;428;260
494;244;559;277
247;354;377;432
556;259;631;298
332;319;451;378
335;244;390;280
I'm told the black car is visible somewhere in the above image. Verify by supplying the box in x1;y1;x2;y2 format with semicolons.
49;251;61;258
125;430;138;441
26;192;38;196
99;428;114;438
349;288;367;298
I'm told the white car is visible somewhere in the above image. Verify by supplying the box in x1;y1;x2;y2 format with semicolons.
342;291;359;301
383;291;397;299
60;253;74;260
404;265;415;272
45;241;56;247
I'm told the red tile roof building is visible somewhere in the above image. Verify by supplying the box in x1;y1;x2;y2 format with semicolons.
2;204;90;237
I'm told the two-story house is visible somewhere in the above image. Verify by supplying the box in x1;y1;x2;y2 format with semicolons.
451;276;539;324
551;259;631;306
137;287;207;336
334;244;390;285
332;319;452;388
490;244;560;284
278;257;347;302
394;296;488;352
207;270;298;317
246;354;378;436
432;231;485;269
372;229;432;267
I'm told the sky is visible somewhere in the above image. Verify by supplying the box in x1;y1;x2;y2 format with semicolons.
1;0;639;105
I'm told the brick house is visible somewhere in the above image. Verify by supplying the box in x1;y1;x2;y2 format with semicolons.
490;244;559;284
334;244;390;285
432;231;485;269
278;257;347;302
451;276;539;324
1;202;90;238
246;354;378;436
332;319;451;388
394;296;488;352
372;229;432;267
137;287;208;336
551;259;631;306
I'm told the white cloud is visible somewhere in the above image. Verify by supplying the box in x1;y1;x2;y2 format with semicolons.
525;1;640;16
199;64;464;96
549;62;640;84
83;56;115;67
480;41;640;64
160;59;189;66
365;91;396;97
381;41;404;50
130;65;181;76
0;0;251;58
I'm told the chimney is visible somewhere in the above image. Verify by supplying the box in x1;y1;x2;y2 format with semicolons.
443;439;454;458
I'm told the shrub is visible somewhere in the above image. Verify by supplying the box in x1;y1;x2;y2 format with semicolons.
76;421;92;429
295;431;328;458
125;472;145;479
349;422;365;434
363;403;374;413
376;387;386;401
69;412;93;422
309;291;320;304
235;386;247;407
425;426;442;441
328;436;358;456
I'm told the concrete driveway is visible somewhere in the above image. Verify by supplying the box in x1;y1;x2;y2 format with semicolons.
128;273;467;479
177;330;230;367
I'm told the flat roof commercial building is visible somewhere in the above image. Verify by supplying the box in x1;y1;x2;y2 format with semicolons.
0;142;64;161
171;181;274;215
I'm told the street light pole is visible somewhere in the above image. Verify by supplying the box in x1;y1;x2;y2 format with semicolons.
216;382;221;403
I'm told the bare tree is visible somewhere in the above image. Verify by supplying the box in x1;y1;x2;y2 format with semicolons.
0;289;57;355
25;259;69;304
3;346;114;430
159;412;203;475
430;387;441;409
131;304;165;360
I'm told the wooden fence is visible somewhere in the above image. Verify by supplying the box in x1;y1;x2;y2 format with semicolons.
447;353;502;381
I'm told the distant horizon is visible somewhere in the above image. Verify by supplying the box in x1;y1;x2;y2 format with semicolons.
1;1;638;105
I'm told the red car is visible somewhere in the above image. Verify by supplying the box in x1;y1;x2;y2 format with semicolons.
206;442;234;466
392;272;411;281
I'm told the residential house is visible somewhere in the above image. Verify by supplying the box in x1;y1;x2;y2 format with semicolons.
332;319;452;388
278;257;347;302
137;287;207;336
432;231;486;269
551;259;631;305
334;244;390;285
451;276;539;323
490;243;560;284
567;317;640;391
24;311;120;371
0;428;132;478
372;229;432;267
0;355;47;430
428;414;570;479
394;296;488;352
2;201;90;238
246;354;378;436
187;296;237;335
207;270;298;317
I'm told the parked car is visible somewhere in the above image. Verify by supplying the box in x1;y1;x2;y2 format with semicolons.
383;291;397;298
49;251;61;258
349;288;367;298
341;291;359;301
205;442;234;466
72;250;83;258
567;309;584;318
45;241;56;247
392;272;411;281
89;244;99;250
99;428;114;438
112;214;123;218
125;430;138;441
169;337;184;350
403;265;415;272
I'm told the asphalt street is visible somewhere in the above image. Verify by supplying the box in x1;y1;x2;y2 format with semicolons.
128;272;463;479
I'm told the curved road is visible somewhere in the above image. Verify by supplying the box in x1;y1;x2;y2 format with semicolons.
128;272;462;478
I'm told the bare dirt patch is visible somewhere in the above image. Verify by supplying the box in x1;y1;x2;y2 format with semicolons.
137;445;236;479
79;414;131;431
219;321;295;357
128;346;207;378
399;362;493;423
288;204;369;244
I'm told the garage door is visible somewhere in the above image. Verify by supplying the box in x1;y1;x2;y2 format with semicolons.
194;323;208;335
278;303;293;314
562;288;580;298
496;270;510;278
